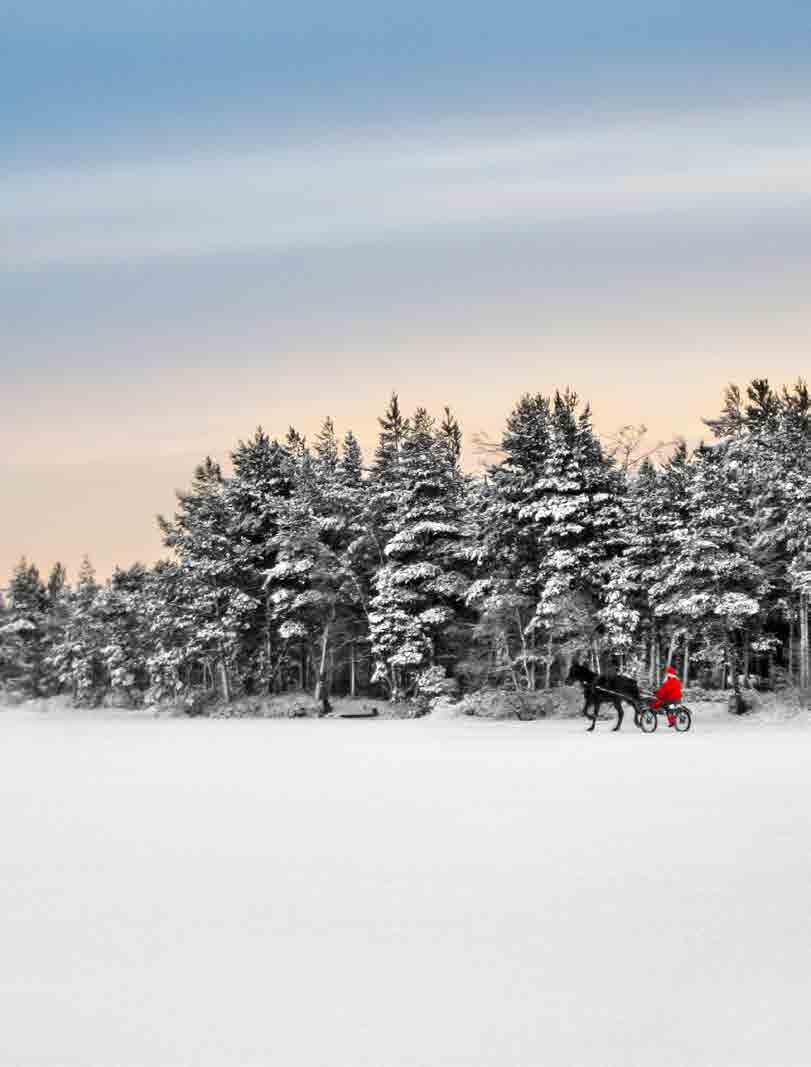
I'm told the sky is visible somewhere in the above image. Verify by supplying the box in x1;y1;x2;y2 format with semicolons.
2;1;810;581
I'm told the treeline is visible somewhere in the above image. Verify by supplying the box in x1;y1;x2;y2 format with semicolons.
1;378;809;709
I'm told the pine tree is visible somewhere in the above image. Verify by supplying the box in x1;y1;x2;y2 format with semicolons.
526;392;626;669
95;564;149;703
651;440;766;698
369;407;471;702
141;560;193;702
603;443;692;683
374;392;411;476
47;562;67;605
158;457;246;701
0;558;48;696
225;429;296;694
439;406;462;463
40;561;71;694
266;419;379;707
465;394;553;690
704;378;810;689
314;416;339;473
46;555;106;702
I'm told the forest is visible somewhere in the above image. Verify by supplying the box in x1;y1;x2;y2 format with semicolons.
1;377;809;713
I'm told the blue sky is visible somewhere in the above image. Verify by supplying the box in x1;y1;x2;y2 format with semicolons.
2;1;810;578
6;2;811;163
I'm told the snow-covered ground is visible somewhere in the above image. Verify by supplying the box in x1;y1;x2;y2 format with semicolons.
1;704;809;1067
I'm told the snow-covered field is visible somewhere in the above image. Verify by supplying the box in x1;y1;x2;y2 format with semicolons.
1;704;809;1067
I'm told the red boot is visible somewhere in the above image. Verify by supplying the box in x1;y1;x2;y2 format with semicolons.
667;710;676;728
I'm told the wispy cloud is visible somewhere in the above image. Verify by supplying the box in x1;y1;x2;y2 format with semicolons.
4;102;810;270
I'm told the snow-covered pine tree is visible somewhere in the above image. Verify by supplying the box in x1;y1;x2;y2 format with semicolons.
464;394;552;690
753;381;810;689
39;561;71;695
93;564;149;704
650;439;767;699
140;559;193;702
285;426;308;460
439;406;463;463
158;457;251;702
0;558;48;696
374;391;411;478
263;417;369;711
525;391;626;671
599;458;658;673
704;378;810;689
369;406;471;702
651;441;694;678
224;428;296;694
336;429;379;695
605;443;692;685
341;429;364;484
47;562;67;605
48;555;106;703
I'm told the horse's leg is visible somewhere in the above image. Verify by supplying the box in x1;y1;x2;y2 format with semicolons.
581;694;591;720
586;696;598;731
612;698;624;731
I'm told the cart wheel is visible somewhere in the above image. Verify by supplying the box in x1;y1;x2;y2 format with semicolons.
639;708;658;733
674;707;691;732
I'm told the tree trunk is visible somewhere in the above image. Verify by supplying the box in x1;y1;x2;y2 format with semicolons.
562;649;573;686
742;629;751;689
666;628;682;669
683;635;690;688
516;611;530;690
544;630;553;690
314;613;333;715
800;592;809;691
724;632;740;694
218;653;231;703
648;620;657;688
502;631;519;692
349;641;356;698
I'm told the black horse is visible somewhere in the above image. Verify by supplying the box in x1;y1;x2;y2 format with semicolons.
567;663;642;732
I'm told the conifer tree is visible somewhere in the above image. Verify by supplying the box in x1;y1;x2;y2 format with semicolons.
314;416;339;472
158;457;247;701
266;419;378;705
40;561;71;694
374;392;411;477
47;555;106;702
603;443;691;681
94;564;149;702
526;391;626;667
225;429;296;693
465;394;552;689
0;558;48;696
704;378;810;688
651;440;766;696
369;407;471;701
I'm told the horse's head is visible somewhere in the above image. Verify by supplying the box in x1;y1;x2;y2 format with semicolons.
567;662;595;686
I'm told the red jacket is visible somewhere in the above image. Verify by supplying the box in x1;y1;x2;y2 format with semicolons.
652;672;682;708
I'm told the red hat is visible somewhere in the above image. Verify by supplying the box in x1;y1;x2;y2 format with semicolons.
665;666;678;676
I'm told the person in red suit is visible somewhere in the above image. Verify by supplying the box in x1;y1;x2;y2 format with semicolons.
652;665;683;727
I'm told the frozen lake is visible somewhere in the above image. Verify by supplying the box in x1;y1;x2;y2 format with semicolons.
1;706;809;1066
